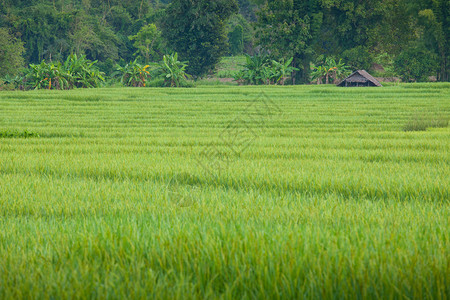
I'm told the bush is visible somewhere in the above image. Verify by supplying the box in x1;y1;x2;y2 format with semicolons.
0;79;16;91
64;54;105;88
394;46;439;82
341;46;373;71
0;28;25;78
228;25;244;56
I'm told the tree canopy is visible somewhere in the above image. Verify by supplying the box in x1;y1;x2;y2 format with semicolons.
0;27;25;77
162;0;239;77
0;0;448;82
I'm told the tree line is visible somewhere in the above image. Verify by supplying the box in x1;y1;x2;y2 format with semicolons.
0;0;448;85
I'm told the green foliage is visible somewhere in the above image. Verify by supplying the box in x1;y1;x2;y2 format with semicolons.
162;0;239;77
311;57;351;84
1;1;161;65
270;57;300;85
25;61;70;90
1;0;448;83
228;24;244;56
372;53;397;78
226;13;254;54
394;46;439;82
319;0;385;52
114;60;151;87
234;54;298;85
0;28;25;77
369;0;449;82
64;54;105;88
0;129;40;138
255;0;322;83
129;24;165;63
233;54;270;85
113;53;192;88
153;53;192;87
16;54;104;90
341;46;373;71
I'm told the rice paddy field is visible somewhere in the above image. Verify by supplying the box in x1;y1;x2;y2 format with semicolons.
0;84;449;299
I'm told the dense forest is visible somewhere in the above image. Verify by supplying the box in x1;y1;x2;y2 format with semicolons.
0;0;448;86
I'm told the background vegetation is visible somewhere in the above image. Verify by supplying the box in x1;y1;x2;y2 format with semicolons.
0;0;448;84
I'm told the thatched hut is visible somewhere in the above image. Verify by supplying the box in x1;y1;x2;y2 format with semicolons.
337;70;382;87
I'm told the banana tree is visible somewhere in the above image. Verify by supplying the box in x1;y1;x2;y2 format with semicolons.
310;65;327;84
156;53;191;87
26;61;69;90
115;59;151;87
331;59;351;83
64;54;104;88
311;57;351;84
271;57;299;85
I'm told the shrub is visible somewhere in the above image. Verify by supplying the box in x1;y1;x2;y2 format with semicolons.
341;46;373;71
228;25;244;56
115;53;192;88
0;28;25;78
394;46;439;82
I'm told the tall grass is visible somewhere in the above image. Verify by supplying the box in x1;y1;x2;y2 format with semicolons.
0;84;449;299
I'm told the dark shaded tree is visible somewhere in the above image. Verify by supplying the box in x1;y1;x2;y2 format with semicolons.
255;0;323;83
394;45;439;82
0;27;25;76
162;0;238;77
228;24;244;55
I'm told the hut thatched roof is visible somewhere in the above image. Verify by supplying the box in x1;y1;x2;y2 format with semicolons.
337;70;382;87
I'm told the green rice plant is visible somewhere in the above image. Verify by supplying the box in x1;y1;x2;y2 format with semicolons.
403;114;449;131
0;129;40;138
0;84;448;299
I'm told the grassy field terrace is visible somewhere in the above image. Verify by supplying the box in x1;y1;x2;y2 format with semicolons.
0;84;449;299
